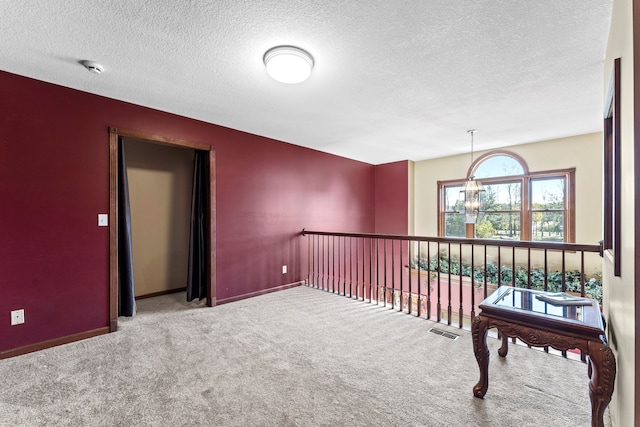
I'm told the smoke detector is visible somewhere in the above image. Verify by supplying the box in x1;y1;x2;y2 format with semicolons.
80;60;104;74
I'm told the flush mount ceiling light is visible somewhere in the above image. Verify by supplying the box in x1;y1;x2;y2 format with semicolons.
79;60;104;74
263;46;314;84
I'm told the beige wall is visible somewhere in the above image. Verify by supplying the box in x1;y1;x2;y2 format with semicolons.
124;139;195;297
413;132;603;245
604;0;635;425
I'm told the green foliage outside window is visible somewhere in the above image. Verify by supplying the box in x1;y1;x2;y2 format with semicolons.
444;212;466;237
475;219;496;238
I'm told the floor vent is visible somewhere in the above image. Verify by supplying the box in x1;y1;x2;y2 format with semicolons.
428;328;460;341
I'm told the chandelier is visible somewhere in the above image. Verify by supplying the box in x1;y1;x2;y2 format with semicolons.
460;130;485;224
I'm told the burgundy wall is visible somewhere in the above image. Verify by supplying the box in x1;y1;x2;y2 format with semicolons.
374;161;409;234
373;161;410;292
0;71;375;352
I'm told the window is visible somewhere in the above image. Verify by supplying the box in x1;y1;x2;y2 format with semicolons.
530;178;566;242
438;151;575;242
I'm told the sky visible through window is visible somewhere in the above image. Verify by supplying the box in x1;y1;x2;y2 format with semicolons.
474;155;523;178
445;178;564;212
531;179;564;206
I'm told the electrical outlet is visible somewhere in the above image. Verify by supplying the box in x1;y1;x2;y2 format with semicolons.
282;265;287;274
11;309;24;326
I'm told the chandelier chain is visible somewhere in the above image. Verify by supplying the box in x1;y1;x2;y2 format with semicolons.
467;129;477;171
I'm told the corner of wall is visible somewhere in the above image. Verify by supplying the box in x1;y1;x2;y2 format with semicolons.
408;161;415;236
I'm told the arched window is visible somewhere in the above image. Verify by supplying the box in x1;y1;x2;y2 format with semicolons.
472;153;525;178
438;150;575;242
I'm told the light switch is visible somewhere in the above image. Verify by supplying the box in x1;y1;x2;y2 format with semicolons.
98;214;108;227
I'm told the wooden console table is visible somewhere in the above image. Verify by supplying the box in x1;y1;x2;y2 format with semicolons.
472;286;616;427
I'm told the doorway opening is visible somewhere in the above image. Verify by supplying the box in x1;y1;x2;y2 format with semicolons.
108;127;216;331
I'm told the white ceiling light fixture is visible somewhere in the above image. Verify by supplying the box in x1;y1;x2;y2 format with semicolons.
263;46;314;84
79;60;104;74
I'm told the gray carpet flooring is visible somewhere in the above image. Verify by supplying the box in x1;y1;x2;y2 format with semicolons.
0;286;608;426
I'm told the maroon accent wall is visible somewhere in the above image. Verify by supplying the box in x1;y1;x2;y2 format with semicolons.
0;71;375;352
374;161;409;234
374;161;410;291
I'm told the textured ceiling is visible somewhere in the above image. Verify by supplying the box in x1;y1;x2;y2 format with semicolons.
1;1;612;164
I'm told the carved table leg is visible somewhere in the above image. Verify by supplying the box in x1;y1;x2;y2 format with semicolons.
472;314;490;398
498;331;509;358
587;340;616;427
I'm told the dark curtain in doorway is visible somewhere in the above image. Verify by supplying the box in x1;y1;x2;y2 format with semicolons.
187;151;208;301
118;138;136;316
